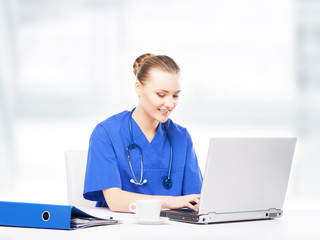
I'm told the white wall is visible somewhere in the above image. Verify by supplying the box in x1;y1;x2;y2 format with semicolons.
1;0;319;209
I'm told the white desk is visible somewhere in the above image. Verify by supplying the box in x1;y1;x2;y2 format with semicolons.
1;208;319;240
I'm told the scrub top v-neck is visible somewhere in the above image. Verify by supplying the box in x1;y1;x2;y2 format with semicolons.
83;110;203;207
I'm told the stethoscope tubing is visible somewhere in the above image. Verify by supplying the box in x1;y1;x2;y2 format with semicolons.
164;124;172;180
126;108;173;188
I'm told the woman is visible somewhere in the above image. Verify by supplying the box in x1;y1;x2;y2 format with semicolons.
83;53;203;213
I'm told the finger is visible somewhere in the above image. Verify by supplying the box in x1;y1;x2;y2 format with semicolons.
192;194;200;201
193;197;200;204
190;197;200;205
187;203;198;212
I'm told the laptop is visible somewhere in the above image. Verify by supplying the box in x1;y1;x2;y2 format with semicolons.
160;137;297;224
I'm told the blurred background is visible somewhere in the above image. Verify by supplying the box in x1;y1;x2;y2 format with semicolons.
0;0;319;209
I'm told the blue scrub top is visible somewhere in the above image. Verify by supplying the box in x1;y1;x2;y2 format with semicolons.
83;110;203;207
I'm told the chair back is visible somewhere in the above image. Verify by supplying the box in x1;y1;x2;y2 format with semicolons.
65;150;95;207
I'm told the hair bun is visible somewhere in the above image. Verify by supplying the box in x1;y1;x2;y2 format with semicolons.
133;53;154;76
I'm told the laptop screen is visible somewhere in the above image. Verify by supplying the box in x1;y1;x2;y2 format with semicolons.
198;138;296;215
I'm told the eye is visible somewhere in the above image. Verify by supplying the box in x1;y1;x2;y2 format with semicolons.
173;95;179;99
157;93;165;98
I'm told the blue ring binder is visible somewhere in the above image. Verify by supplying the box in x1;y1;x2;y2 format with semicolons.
0;201;120;230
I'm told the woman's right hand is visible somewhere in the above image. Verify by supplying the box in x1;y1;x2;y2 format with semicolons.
103;188;200;213
163;194;200;211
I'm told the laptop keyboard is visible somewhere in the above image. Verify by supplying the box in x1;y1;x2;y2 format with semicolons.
162;208;198;215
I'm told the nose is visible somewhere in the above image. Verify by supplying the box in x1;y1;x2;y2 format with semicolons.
165;97;176;108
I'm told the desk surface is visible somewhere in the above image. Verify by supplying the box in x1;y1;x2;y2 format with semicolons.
1;208;319;240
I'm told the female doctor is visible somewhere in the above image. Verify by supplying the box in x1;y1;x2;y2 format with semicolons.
83;53;203;213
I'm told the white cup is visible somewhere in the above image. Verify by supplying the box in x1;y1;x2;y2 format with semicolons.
128;199;162;220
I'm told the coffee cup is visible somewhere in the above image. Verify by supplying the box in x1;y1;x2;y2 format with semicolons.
128;199;162;220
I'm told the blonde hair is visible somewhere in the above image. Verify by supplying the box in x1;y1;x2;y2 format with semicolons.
133;53;180;85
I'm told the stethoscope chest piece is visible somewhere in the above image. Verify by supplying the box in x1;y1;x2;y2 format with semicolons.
162;176;173;189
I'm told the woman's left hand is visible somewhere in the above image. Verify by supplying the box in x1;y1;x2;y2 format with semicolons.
163;194;200;211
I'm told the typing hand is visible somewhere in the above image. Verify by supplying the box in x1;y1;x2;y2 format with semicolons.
163;194;200;211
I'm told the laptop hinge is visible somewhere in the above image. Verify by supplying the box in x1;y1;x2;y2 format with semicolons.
267;208;283;218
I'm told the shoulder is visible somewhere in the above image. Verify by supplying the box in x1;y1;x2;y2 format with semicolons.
92;110;130;136
99;110;129;127
165;118;191;139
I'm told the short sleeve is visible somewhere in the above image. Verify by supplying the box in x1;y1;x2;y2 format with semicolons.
182;131;203;195
83;124;122;202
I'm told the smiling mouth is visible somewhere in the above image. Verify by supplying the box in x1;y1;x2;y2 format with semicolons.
159;109;171;114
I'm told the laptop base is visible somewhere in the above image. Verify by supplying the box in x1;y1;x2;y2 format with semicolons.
161;208;283;224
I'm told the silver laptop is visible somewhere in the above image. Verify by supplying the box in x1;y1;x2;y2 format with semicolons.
161;137;297;224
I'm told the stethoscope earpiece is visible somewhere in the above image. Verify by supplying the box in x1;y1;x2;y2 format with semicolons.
127;108;173;189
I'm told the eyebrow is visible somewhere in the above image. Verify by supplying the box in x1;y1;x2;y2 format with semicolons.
156;89;181;94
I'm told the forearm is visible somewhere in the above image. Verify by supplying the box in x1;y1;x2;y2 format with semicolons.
102;188;174;213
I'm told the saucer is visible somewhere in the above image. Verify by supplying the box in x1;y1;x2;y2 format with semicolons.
136;217;170;225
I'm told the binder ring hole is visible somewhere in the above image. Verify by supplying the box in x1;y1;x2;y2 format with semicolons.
42;211;50;221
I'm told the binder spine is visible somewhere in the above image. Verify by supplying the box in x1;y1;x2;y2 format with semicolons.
0;201;72;230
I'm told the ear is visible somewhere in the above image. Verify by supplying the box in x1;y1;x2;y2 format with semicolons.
134;80;142;96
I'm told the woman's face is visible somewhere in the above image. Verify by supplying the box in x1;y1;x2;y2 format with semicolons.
136;68;181;123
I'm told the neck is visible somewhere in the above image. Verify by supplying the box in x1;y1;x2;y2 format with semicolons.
131;106;159;141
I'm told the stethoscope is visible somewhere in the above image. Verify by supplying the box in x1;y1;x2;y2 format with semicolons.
126;108;173;189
